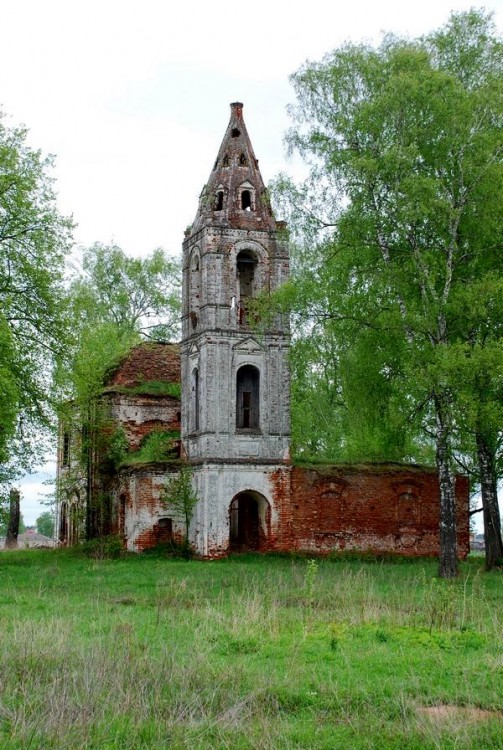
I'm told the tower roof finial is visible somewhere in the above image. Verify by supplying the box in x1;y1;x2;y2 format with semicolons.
230;102;244;118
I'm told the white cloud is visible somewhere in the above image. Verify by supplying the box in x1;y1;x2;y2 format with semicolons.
2;0;499;256
19;468;56;527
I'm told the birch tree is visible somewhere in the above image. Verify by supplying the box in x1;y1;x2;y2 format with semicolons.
278;10;502;576
0;109;73;507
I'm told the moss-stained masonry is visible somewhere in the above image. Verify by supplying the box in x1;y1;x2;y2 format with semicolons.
56;342;185;549
56;103;469;558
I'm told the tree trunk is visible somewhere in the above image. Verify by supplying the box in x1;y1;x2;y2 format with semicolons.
476;430;503;570
434;394;458;578
5;488;20;549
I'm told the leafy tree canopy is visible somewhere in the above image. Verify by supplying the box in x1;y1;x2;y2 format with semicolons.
0;110;73;500
273;9;502;575
57;242;181;409
36;510;55;539
68;243;181;343
55;243;181;541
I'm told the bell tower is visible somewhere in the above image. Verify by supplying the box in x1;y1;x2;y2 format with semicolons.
181;102;291;556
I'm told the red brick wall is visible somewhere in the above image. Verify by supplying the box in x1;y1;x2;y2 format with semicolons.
289;465;469;558
113;466;184;551
108;342;180;387
123;417;179;451
110;461;469;559
270;467;295;551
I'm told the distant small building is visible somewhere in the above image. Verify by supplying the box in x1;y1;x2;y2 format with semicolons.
0;529;55;549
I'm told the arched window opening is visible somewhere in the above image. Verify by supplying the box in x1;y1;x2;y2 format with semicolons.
239;153;247;166
191;367;200;432
241;190;252;211
222;154;230;166
215;190;224;210
236;365;259;430
231;128;241;138
236;251;257;325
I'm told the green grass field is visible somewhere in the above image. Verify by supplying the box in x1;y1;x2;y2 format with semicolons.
0;549;501;749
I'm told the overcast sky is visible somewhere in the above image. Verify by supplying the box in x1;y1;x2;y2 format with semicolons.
2;0;500;525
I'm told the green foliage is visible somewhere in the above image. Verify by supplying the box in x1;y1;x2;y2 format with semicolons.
277;9;502;461
0;108;73;494
68;243;181;341
138;429;180;463
134;380;181;398
58;242;182;410
274;10;502;576
35;510;55;538
106;380;181;398
0;319;18;466
121;430;180;466
56;242;182;542
55;322;139;538
103;426;129;468
141;537;195;559
0;553;501;749
80;534;123;559
59;323;140;409
332;622;486;651
161;466;199;543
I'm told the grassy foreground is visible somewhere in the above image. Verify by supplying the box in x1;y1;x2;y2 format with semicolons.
0;550;501;749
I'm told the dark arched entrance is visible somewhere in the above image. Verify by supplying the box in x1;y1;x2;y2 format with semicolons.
229;492;270;551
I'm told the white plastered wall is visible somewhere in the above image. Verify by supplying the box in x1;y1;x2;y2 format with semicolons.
189;463;284;556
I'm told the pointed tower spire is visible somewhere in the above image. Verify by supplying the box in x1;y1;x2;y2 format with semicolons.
190;102;276;234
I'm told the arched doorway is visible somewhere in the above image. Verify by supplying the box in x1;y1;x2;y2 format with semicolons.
229;491;270;551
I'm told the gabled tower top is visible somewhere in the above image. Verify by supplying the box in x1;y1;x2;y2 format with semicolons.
189;102;276;235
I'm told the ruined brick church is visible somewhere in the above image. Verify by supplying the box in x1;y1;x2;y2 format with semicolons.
56;103;469;558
